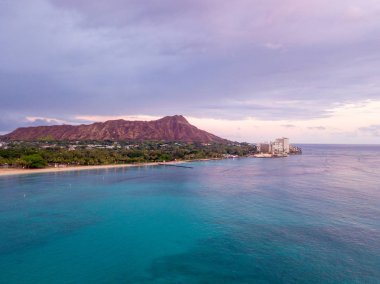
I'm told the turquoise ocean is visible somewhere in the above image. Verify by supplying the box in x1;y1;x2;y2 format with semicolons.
0;145;379;283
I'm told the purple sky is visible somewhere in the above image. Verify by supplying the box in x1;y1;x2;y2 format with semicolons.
1;0;380;143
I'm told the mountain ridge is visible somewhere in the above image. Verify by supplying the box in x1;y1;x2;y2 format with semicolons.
2;115;229;143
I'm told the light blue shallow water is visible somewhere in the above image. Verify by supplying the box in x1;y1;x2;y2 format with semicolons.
0;144;380;283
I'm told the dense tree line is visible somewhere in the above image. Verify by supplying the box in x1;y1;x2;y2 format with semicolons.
0;141;257;168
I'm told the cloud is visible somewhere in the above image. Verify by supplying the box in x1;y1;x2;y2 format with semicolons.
1;0;380;143
25;116;69;125
264;43;283;50
281;124;296;128
0;115;69;134
75;115;160;123
358;125;380;137
345;6;366;21
308;126;326;131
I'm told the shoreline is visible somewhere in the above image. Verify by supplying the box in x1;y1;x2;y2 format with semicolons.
0;161;187;177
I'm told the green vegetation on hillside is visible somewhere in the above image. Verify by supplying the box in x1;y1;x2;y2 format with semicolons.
0;141;257;168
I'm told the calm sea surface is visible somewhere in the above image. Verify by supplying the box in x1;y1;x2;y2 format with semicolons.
0;144;380;283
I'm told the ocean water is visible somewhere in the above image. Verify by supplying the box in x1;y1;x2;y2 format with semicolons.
0;144;380;283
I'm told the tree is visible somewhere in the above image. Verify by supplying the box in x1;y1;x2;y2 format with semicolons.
21;154;47;168
0;156;7;165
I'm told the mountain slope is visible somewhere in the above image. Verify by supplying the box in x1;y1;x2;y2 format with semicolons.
2;115;228;143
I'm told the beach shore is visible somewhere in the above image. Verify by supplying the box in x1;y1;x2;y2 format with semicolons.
0;161;185;177
0;157;229;177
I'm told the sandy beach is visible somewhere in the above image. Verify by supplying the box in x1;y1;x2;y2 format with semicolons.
0;158;226;177
0;162;185;177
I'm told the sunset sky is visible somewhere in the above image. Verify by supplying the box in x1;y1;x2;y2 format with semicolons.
1;0;380;143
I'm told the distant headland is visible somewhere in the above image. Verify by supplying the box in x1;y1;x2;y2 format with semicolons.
0;115;228;143
0;115;302;173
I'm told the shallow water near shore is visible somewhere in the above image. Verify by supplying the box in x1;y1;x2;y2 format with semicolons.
0;144;380;283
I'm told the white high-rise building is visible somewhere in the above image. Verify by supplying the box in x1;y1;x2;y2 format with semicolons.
282;138;289;154
271;138;289;154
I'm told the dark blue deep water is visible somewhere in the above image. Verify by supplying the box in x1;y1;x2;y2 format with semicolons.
0;144;380;283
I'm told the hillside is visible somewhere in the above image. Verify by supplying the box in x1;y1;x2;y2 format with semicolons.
2;115;228;143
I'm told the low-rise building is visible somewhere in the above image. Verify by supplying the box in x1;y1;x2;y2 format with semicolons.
259;143;272;154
